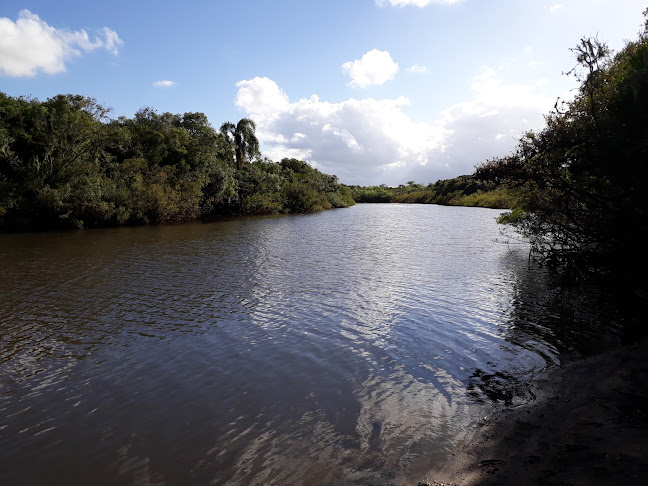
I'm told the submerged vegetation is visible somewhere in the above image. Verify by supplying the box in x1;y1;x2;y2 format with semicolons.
0;96;354;231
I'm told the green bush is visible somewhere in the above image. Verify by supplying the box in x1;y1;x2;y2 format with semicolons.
242;192;283;214
448;188;517;209
283;182;331;212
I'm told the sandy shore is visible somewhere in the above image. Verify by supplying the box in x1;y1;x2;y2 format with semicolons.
420;338;648;485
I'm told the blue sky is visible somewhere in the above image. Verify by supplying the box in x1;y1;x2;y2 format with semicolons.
1;1;646;185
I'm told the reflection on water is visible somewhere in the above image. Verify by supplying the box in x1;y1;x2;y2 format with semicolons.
0;204;623;485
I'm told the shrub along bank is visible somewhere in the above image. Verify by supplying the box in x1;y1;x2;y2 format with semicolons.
0;93;354;231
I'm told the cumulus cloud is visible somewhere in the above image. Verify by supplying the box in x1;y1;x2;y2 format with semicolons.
376;0;463;7
235;71;554;185
342;49;399;88
153;80;175;87
235;77;446;183
235;77;290;114
549;4;565;14
425;66;553;181
0;9;123;77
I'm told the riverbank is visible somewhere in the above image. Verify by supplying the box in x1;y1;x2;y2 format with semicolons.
421;338;648;485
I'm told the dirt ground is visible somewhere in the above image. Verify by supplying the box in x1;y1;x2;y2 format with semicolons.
420;338;648;485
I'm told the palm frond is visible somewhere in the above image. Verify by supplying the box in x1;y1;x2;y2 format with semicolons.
219;122;235;142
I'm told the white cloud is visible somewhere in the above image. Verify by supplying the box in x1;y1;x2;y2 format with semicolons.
342;49;399;88
235;76;290;114
409;64;428;73
0;9;123;77
376;0;463;6
153;80;175;87
429;66;553;182
235;71;554;185
549;4;564;14
235;77;447;184
99;28;122;56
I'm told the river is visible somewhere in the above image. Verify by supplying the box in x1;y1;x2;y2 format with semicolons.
0;204;624;485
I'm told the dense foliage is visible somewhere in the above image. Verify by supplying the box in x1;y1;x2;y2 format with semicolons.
476;17;648;282
350;176;517;209
0;95;353;231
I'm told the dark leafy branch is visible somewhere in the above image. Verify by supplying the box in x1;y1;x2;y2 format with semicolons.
475;13;648;282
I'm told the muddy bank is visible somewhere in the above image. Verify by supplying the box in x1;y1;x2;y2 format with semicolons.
421;338;648;485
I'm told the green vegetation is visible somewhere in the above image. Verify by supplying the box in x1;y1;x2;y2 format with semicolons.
350;177;518;208
220;118;259;171
0;95;353;231
476;13;648;282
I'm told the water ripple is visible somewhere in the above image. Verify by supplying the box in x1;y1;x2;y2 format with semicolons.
0;205;623;485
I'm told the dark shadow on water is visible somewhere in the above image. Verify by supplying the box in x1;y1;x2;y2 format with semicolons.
465;248;645;407
457;252;648;486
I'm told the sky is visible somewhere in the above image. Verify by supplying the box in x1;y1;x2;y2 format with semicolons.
1;1;646;186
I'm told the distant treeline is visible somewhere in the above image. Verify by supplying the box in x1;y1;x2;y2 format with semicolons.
0;94;354;231
349;176;517;209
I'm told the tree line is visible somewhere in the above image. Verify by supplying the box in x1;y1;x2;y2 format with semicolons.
349;176;516;208
0;96;354;231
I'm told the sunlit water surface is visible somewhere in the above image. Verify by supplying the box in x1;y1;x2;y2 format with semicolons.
0;204;623;485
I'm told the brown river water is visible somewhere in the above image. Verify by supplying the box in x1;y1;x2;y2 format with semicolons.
0;204;624;485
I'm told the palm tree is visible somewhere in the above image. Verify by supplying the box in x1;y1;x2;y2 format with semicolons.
219;118;259;170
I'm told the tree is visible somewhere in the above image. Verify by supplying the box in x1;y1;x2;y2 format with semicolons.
475;18;648;282
0;93;115;229
0;92;353;230
219;118;259;170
